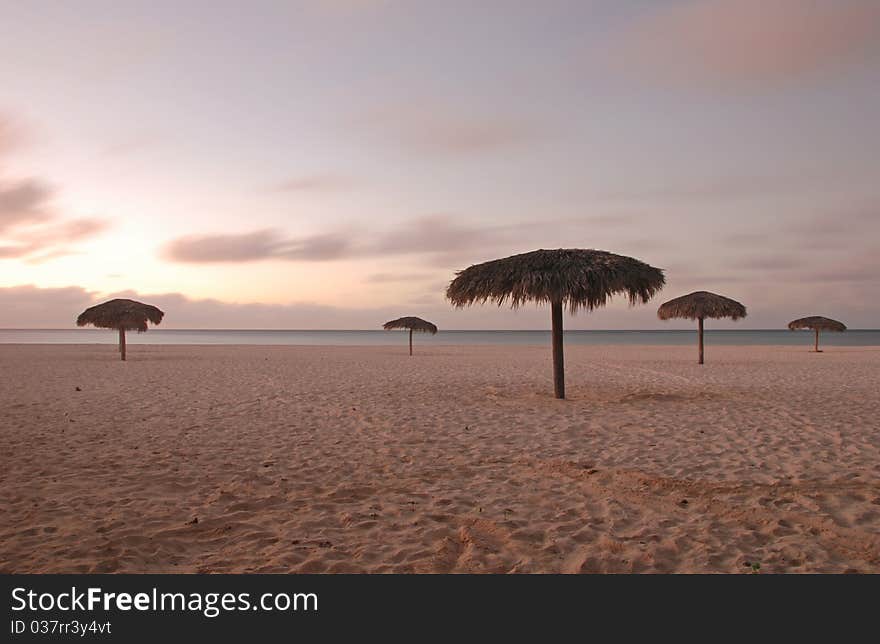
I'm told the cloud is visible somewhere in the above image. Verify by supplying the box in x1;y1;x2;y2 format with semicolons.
0;179;54;232
0;285;98;327
0;244;28;258
718;205;879;253
785;207;877;235
0;282;661;330
275;232;351;261
103;134;158;157
4;279;877;331
668;272;750;286
365;272;435;284
162;214;674;271
713;207;879;275
13;218;110;262
356;102;537;157
163;229;352;263
371;215;494;254
580;213;635;227
17;217;108;245
0;118;14;151
0;113;108;260
767;207;880;251
0;284;392;329
794;250;878;284
599;172;839;203
729;255;804;272
0;112;29;160
164;229;283;262
364;273;436;284
719;232;767;246
312;0;390;14
609;0;880;89
806;267;875;283
270;174;356;193
163;215;537;267
0;179;109;260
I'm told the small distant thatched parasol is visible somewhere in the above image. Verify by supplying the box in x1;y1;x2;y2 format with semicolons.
446;248;665;399
383;316;438;355
657;291;746;364
76;298;164;361
788;316;846;352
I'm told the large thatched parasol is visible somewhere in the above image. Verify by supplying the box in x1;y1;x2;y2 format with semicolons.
788;316;846;352
383;316;438;355
76;298;164;361
446;248;665;399
657;291;746;364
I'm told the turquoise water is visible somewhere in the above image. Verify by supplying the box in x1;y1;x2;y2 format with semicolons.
1;329;879;346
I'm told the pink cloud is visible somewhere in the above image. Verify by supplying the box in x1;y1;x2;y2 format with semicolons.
0;179;108;260
3;279;877;330
610;0;880;89
357;102;537;157
269;174;356;193
0;112;108;260
0;112;29;159
163;229;353;263
162;215;536;266
315;0;390;13
0;179;54;232
15;212;98;245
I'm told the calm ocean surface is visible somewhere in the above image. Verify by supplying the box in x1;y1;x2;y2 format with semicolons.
2;329;879;346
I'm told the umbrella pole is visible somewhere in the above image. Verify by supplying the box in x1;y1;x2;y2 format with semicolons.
118;327;126;361
409;328;413;356
698;316;704;365
551;300;565;399
815;328;820;353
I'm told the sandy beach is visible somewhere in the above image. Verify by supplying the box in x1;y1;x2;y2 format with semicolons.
1;343;878;573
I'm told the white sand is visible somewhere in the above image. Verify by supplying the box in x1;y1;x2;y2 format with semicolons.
1;343;878;573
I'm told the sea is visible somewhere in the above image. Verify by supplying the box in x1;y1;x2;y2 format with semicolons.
1;329;878;346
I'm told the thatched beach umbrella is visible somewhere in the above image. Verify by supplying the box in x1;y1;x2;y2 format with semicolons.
76;298;164;361
446;249;665;399
788;316;846;352
383;316;438;355
657;291;746;364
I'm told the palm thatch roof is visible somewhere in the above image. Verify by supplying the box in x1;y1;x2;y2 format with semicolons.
446;249;665;313
657;291;746;321
383;316;438;334
76;298;164;333
788;316;846;332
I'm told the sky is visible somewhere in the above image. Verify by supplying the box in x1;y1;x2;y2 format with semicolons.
1;0;879;329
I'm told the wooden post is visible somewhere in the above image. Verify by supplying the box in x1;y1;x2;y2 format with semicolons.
119;327;126;361
409;328;413;356
814;328;820;352
698;316;704;365
551;300;565;399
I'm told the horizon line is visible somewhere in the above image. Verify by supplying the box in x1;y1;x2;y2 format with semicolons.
2;328;878;333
